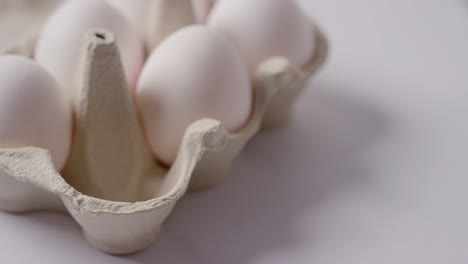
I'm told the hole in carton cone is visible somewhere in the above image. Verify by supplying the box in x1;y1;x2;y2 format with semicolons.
94;33;106;40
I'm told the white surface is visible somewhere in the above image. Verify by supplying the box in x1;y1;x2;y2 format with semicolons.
1;0;468;263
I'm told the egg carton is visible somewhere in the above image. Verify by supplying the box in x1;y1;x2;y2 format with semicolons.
0;0;328;255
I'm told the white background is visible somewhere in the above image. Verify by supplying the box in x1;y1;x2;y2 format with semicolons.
1;0;468;263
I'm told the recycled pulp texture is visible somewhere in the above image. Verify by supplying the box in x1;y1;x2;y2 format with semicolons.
0;0;328;254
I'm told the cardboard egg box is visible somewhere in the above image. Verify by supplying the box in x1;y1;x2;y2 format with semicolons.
0;0;328;254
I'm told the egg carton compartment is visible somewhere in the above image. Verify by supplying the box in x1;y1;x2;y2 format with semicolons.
0;0;328;254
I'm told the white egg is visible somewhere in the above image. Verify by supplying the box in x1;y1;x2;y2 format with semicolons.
0;55;72;171
35;0;144;96
106;0;152;28
137;25;252;165
208;0;314;72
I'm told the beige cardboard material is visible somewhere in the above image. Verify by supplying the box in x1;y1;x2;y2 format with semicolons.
145;0;197;52
0;0;328;254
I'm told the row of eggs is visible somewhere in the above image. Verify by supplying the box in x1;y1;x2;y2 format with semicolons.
0;0;316;169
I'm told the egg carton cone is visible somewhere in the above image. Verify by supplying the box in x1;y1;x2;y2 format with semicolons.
0;0;328;254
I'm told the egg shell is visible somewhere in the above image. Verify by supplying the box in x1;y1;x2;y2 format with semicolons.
0;55;72;171
137;25;252;165
35;0;144;95
208;0;315;72
106;0;152;28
